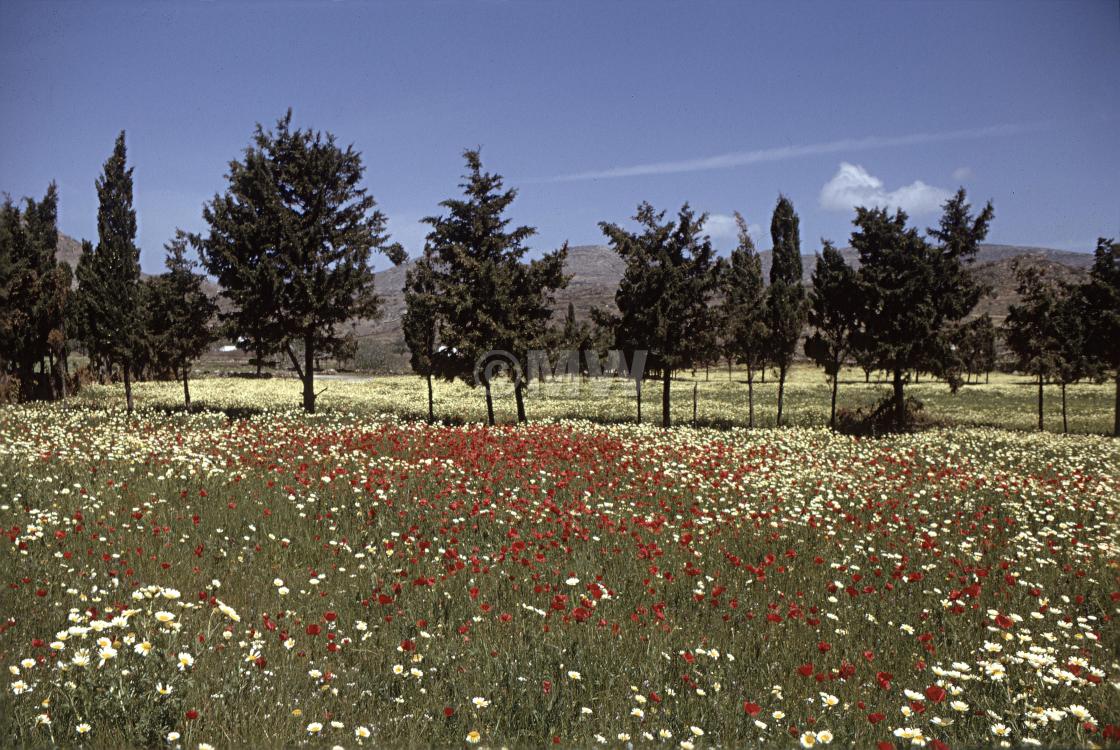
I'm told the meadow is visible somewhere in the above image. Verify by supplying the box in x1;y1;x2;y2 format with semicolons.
1;373;1118;748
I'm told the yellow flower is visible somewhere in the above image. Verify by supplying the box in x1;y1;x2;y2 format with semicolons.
466;730;481;744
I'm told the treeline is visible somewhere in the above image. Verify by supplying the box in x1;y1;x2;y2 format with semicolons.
1;111;1117;435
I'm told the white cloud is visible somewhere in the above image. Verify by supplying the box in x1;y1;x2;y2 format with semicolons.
819;163;951;215
952;166;973;181
705;213;763;247
543;121;1045;182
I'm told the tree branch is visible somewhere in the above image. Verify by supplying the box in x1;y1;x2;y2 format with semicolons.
285;344;305;382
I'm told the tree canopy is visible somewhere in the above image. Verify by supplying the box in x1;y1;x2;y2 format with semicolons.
198;110;404;413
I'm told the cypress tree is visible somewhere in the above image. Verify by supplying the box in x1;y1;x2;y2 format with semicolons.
424;149;568;425
804;240;860;429
0;183;71;400
763;195;806;426
1080;238;1119;435
598;203;719;428
402;253;440;422
199;111;404;413
718;212;767;427
74;132;142;412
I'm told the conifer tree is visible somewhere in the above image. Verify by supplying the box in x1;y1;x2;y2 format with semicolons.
0;183;71;400
853;190;992;429
1080;238;1119;435
763;195;806;426
73;132;142;412
718;213;767;427
199;111;404;413
952;314;997;384
597;203;719;428
424;149;567;425
804;240;860;429
402;253;440;422
1004;263;1060;431
145;230;218;409
1050;284;1093;434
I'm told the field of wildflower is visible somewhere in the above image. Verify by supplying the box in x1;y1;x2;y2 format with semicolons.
1;376;1118;748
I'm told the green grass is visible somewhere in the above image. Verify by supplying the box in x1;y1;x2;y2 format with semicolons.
69;365;1117;435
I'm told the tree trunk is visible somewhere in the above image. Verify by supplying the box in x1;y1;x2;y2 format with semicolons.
830;372;839;431
635;378;642;424
692;383;698;425
1037;372;1044;432
892;368;905;429
727;357;732;380
661;368;671;428
760;368;766;384
124;359;134;414
303;334;316;414
483;380;495;426
426;373;434;423
1061;381;1068;434
514;377;527;423
776;364;787;427
985;371;990;384
183;368;191;410
747;367;755;429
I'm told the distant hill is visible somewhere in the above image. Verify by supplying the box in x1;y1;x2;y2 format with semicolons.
53;232;1094;371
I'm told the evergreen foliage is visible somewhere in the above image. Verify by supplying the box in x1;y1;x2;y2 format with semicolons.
717;212;767;427
401;253;440;422
198;110;404;413
0;183;71;400
763;195;806;426
423;149;568;425
804;240;860;428
73;132;143;412
144;230;218;408
596;203;719;427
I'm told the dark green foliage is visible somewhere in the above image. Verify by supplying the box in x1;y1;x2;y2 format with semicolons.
717;212;767;427
1079;238;1119;435
763;195;806;426
198;110;404;413
0;183;72;400
951;314;998;385
73;132;143;412
402;253;440;421
1049;284;1094;433
852;189;992;429
804;240;860;428
143;231;219;408
596;203;719;427
423;149;568;425
1003;262;1061;431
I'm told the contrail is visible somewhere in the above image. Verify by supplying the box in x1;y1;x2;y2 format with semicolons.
541;121;1047;183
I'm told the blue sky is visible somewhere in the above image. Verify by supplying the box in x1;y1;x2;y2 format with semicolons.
1;0;1117;272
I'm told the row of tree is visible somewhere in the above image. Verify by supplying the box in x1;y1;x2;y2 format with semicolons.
1;112;1117;436
1005;249;1120;433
